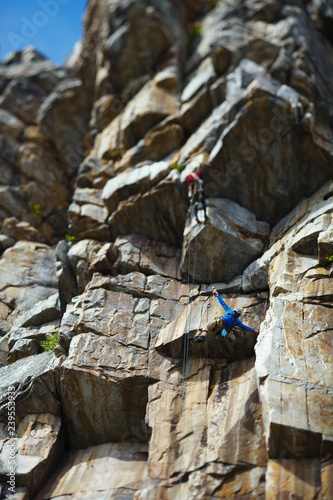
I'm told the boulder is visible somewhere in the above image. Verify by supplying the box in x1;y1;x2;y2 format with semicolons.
35;442;149;499
7;325;51;351
92;114;122;161
0;413;63;498
108;177;187;246
0;109;25;140
0;337;8;368
18;142;70;216
113;233;182;280
75;271;191;343
0;53;68;125
242;180;333;293
0;241;58;313
0;136;19;187
255;190;333;460
181;198;270;284
89;94;122;133
2;218;44;243
91;64;180;161
0;139;70;244
11;293;60;329
205;73;332;224
0;301;11;338
60;333;152;448
119;67;180;151
0;187;25;223
200;276;243;296
265;459;322;498
66;238;117;292
38;79;91;173
7;338;40;363
0;352;61;423
0;78;49;125
102;161;170;214
0;234;15;253
181;58;216;104
68;188;110;241
104;0;185;93
242;253;270;294
57;270;193;355
178;86;213;136
318;226;333;265
142;123;185;162
146;357;266;494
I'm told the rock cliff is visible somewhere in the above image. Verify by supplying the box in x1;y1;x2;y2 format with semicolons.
0;0;332;499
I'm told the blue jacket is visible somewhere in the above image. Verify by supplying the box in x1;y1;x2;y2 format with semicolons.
217;295;255;333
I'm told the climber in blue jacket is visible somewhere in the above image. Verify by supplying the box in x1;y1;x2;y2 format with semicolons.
191;288;259;343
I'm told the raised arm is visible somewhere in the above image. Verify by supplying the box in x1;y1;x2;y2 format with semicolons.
213;289;233;314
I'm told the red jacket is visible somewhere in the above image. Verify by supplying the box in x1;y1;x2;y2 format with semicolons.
186;170;202;186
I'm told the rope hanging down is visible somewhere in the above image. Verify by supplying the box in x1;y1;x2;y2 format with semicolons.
180;209;198;404
179;205;199;484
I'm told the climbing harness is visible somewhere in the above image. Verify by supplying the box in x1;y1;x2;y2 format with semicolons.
187;170;206;224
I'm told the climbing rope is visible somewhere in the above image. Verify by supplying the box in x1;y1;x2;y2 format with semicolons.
181;211;199;400
179;202;200;484
198;300;211;330
212;286;219;321
177;185;271;484
263;291;269;315
181;216;192;397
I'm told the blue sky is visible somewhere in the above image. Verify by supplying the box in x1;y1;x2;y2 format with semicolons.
0;0;87;65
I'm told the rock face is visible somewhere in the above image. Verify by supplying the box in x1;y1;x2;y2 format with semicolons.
0;1;333;499
256;182;333;459
0;413;63;498
181;198;270;283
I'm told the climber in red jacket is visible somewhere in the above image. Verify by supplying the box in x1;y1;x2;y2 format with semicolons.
191;288;259;342
187;169;208;224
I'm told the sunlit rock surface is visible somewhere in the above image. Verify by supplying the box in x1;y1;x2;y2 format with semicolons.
181;198;270;283
0;413;63;498
0;0;333;498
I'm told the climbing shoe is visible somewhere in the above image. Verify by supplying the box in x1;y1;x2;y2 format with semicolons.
190;335;205;343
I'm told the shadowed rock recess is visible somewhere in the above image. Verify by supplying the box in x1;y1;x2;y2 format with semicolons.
0;0;333;498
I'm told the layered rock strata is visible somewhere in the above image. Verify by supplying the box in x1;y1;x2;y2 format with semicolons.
0;0;333;498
